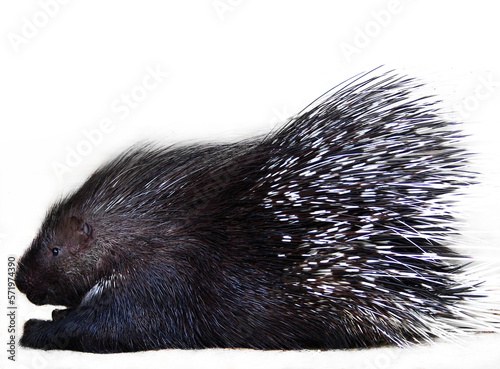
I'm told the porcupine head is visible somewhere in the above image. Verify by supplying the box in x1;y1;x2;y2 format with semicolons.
15;209;105;308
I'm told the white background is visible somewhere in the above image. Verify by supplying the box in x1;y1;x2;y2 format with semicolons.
1;1;499;368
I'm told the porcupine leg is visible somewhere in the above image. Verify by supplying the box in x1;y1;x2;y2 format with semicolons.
20;308;147;353
20;318;71;351
19;297;159;353
51;308;74;321
20;313;111;352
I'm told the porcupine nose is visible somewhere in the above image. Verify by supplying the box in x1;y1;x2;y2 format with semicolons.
15;264;29;294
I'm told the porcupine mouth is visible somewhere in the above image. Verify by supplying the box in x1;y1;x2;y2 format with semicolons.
25;291;52;306
25;288;79;308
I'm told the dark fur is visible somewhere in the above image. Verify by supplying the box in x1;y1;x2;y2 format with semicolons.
16;71;477;353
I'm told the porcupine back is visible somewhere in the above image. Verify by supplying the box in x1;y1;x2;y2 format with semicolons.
219;71;494;347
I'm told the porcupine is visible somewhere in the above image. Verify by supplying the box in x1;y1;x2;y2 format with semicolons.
15;70;496;353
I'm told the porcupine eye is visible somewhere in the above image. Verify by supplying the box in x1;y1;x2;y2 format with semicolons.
51;247;60;256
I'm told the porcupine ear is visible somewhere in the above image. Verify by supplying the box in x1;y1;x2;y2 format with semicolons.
67;216;93;251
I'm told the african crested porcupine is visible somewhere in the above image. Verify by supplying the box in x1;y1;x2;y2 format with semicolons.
15;70;498;353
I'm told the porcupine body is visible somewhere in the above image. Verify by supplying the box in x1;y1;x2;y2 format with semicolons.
15;71;492;353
